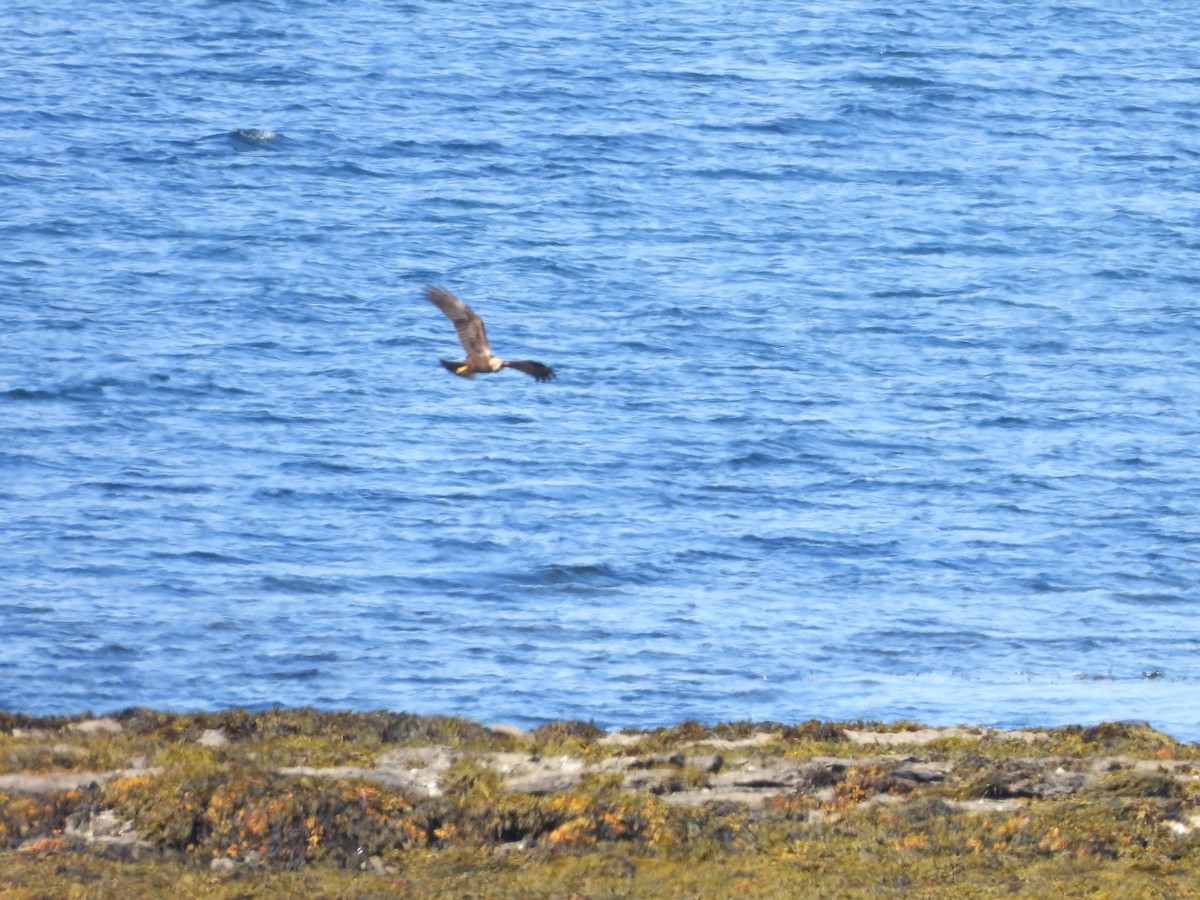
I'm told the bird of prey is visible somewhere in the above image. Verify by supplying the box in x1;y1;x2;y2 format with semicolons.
424;286;556;382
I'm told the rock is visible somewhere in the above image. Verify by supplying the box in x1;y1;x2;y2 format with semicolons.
892;760;953;783
361;855;392;874
949;798;1025;814
483;752;545;776
374;746;464;797
709;758;812;791
844;726;1053;747
63;811;154;861
1165;813;1200;836
998;730;1052;744
597;732;643;748
0;767;160;795
377;745;463;771
487;724;529;740
68;718;123;735
844;727;979;746
278;763;448;798
692;732;776;750
502;756;586;795
621;769;681;794
1023;767;1089;797
79;809;130;838
10;728;53;740
196;728;228;748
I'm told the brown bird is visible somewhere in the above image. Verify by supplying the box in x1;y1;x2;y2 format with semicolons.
424;286;555;382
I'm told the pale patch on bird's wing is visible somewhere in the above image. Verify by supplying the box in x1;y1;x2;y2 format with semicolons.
425;286;492;360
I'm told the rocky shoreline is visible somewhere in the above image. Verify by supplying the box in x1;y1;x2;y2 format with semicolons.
3;709;1199;897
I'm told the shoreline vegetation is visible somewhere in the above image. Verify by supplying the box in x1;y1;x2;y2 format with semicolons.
2;709;1199;898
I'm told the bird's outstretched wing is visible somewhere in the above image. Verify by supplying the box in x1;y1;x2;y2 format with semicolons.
425;286;491;359
503;360;556;382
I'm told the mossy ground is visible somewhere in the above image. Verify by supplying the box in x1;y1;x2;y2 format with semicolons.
2;710;1199;898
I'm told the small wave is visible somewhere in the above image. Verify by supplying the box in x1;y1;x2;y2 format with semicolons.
82;480;212;496
739;533;901;558
979;415;1031;427
3;380;116;402
1115;592;1191;607
262;575;351;596
851;73;939;89
330;161;390;178
149;550;251;565
432;138;505;154
265;668;321;681
1019;577;1074;594
4;387;60;401
278;459;365;475
728;450;785;467
539;562;621;583
0;602;53;616
150;482;214;495
736;114;823;135
253;487;297;500
282;651;340;664
99;643;139;658
518;561;662;592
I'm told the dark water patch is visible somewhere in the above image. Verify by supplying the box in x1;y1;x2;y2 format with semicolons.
147;482;215;495
98;642;140;658
264;668;322;681
278;459;364;475
329;161;392;178
261;576;350;596
431;139;507;154
279;651;340;664
4;387;63;401
1115;592;1194;607
0;603;54;616
726;447;814;468
517;561;661;591
355;488;418;505
979;415;1032;428
149;550;253;565
2;378;125;402
738;533;901;558
253;487;298;500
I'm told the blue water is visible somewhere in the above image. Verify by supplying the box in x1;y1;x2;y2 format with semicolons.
3;0;1200;739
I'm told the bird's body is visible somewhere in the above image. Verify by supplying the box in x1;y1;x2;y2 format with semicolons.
424;286;555;382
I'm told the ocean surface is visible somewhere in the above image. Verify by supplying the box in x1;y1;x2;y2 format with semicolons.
3;0;1199;739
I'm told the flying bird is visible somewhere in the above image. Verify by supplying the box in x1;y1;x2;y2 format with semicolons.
424;286;555;382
